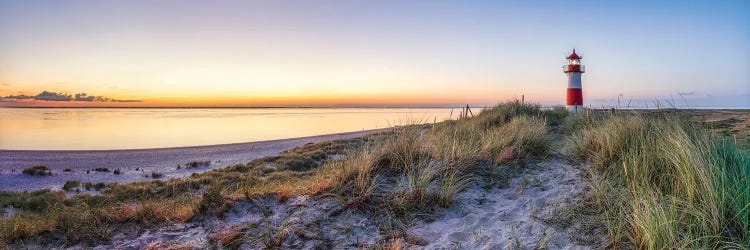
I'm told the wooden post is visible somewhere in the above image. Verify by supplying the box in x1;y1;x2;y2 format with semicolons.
467;104;474;117
521;95;524;104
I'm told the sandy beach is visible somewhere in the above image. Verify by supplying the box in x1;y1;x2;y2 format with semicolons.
0;129;384;191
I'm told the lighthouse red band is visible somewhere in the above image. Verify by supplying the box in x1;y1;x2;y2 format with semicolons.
566;88;583;106
564;49;584;112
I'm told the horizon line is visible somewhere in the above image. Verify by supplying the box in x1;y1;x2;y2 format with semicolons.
2;105;750;110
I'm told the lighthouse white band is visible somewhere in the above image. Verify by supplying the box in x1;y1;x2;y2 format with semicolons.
566;105;584;112
567;72;582;88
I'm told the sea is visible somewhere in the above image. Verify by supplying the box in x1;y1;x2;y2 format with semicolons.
0;107;456;150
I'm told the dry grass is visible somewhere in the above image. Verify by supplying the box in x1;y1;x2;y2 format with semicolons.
209;226;242;247
252;102;555;235
567;111;750;248
0;106;737;249
0;102;555;247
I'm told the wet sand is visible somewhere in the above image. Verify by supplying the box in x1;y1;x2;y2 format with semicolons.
0;129;384;191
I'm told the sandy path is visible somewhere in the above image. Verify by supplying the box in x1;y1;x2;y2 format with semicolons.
77;158;601;249
409;158;595;249
0;129;384;191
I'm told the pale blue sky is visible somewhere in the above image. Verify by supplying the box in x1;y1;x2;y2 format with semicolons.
1;0;748;107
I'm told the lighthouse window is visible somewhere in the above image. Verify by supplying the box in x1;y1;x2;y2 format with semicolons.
569;59;579;65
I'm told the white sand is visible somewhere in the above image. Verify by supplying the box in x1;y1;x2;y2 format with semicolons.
408;158;597;249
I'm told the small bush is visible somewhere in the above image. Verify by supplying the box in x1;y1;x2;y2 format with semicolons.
57;205;112;245
22;165;52;176
151;172;164;179
63;168;73;172
199;182;226;217
92;168;110;172
283;158;317;171
83;182;107;191
186;161;210;168
0;190;64;213
62;180;81;191
113;168;122;175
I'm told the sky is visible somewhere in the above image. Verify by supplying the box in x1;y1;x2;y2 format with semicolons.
0;0;748;107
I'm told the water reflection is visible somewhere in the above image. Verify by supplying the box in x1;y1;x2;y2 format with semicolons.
0;108;455;150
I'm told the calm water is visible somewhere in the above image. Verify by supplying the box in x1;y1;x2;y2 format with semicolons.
0;108;455;150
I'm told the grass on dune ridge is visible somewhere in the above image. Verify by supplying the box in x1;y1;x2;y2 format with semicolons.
566;110;750;249
1;102;748;249
0;101;554;247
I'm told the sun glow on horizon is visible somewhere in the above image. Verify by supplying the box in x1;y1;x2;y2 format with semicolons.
1;1;748;108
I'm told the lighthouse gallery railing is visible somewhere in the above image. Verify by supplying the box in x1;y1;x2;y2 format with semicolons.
563;65;585;73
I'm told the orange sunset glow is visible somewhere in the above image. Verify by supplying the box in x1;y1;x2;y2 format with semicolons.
1;2;750;249
1;1;748;108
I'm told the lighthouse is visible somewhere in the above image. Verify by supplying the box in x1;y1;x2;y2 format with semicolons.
564;49;585;112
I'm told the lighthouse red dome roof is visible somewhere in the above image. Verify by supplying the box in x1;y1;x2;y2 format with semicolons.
567;49;582;59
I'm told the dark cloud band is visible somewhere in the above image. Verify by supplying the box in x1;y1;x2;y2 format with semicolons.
3;91;141;102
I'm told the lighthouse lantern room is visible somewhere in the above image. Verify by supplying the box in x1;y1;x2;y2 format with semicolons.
563;49;585;112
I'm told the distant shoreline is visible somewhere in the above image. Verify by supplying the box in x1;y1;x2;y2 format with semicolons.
0;128;388;191
0;128;389;153
0;106;470;109
1;106;748;109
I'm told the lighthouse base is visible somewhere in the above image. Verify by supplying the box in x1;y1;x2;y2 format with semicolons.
567;105;584;113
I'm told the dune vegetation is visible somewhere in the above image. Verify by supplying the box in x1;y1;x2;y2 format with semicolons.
1;102;748;249
21;165;52;176
565;111;750;249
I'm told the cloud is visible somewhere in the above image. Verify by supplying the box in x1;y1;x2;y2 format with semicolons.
3;94;34;99
3;90;141;102
677;91;696;96
74;93;113;102
34;91;72;101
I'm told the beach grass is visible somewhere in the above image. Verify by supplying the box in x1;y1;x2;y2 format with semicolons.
0;101;550;246
566;110;750;248
1;103;748;248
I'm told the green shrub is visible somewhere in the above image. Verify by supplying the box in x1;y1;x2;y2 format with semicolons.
62;180;81;191
282;158;317;171
0;190;64;213
83;182;107;191
150;172;164;179
198;182;225;217
22;165;52;176
186;161;210;168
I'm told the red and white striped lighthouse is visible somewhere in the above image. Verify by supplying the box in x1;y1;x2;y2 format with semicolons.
564;49;585;112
